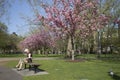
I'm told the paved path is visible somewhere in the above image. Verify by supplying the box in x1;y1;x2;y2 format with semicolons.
0;57;57;62
0;66;22;80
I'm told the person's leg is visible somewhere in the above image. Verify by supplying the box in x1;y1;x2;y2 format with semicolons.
16;59;22;68
17;59;24;70
18;62;23;70
23;58;28;63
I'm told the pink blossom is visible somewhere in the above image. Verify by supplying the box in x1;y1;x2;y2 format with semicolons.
21;0;110;50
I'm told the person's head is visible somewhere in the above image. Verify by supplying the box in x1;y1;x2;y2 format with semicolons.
24;48;29;53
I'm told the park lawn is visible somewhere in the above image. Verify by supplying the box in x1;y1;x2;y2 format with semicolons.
4;58;120;80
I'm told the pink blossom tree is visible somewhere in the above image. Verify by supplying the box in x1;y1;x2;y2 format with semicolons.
20;30;55;54
27;0;109;60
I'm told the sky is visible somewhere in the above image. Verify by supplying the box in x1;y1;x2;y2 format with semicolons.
1;0;46;36
1;0;31;35
9;0;35;35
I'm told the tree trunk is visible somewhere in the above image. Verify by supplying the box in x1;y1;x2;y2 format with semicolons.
67;37;72;57
93;32;98;53
67;36;75;60
118;23;120;41
38;50;41;54
97;29;101;58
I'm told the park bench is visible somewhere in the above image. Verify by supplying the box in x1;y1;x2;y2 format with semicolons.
24;62;40;73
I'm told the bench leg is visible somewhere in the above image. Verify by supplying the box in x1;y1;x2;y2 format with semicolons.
29;65;32;71
34;66;37;73
25;64;39;73
34;66;38;73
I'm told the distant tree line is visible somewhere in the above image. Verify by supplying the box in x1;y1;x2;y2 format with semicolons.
0;22;23;54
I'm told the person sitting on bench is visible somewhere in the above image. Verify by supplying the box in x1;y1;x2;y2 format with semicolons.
16;48;32;70
25;48;32;63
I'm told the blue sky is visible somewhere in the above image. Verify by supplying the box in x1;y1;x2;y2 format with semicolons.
2;0;45;35
1;0;52;35
1;0;32;35
8;0;34;35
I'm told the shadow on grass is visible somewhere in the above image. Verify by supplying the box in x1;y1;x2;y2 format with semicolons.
29;67;45;73
112;74;120;80
110;74;120;80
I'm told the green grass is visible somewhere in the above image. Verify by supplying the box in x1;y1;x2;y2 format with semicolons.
4;58;120;80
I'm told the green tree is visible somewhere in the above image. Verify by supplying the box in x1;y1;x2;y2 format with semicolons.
6;32;23;53
0;22;23;53
0;22;9;53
